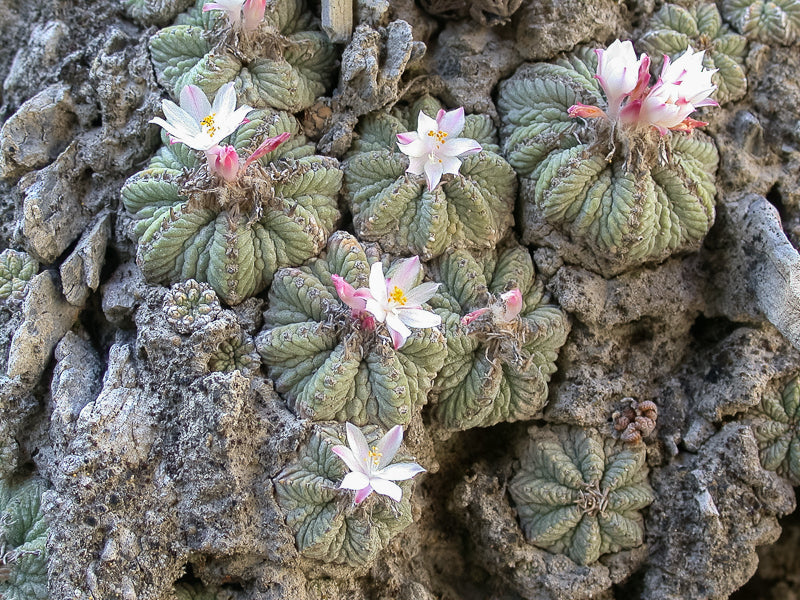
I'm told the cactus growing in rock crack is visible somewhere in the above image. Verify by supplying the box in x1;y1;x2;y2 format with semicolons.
425;243;569;430
722;0;800;45
273;424;415;566
751;373;800;484
122;109;341;305
639;3;748;104
255;231;446;429
123;0;194;26
149;0;335;112
0;478;49;600
0;250;38;301
497;46;719;275
342;95;517;261
612;399;658;444
208;331;260;375
509;426;654;566
163;279;222;334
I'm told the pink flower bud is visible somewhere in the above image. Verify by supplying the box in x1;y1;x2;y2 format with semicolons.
243;132;291;170
499;288;523;321
243;0;266;32
206;145;240;182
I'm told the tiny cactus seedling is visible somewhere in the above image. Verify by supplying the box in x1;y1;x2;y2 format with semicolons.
639;3;748;104
426;243;570;430
149;0;336;112
498;46;719;275
273;424;415;566
208;331;260;375
0;250;38;301
612;398;658;444
163;279;222;334
509;426;654;566
122;109;341;305
0;478;49;600
255;232;446;430
343;95;517;261
722;0;800;45
751;373;800;484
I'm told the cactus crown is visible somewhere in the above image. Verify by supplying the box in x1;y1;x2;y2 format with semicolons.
0;250;38;301
752;373;800;484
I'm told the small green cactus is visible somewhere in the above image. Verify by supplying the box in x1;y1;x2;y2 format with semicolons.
509;426;654;566
163;279;222;334
752;374;800;484
0;478;49;600
0;250;38;301
123;0;194;26
273;424;414;566
208;331;260;375
122;110;341;305
426;243;569;430
342;95;517;261
255;232;446;429
149;0;336;112
497;48;719;275
722;0;800;45
638;3;748;104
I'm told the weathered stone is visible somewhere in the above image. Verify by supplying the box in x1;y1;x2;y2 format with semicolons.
60;211;111;307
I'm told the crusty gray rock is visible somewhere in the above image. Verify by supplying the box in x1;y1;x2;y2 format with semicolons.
60;212;110;307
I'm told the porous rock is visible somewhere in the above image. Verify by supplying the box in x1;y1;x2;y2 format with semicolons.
60;211;111;307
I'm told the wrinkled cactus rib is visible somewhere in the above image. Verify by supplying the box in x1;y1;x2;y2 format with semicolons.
753;373;800;484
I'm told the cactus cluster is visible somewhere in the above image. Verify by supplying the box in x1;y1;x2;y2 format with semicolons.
751;374;800;484
163;279;222;334
612;399;658;444
722;0;800;45
273;424;414;566
149;0;336;112
343;95;517;261
0;250;38;301
638;3;748;104
0;479;49;600
510;426;654;565
427;242;569;430
498;47;719;275
208;331;260;375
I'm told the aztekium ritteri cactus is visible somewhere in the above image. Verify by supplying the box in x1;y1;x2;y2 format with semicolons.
274;423;424;566
255;232;445;430
149;0;335;112
0;250;38;301
722;0;800;45
122;83;341;305
749;373;800;484
343;95;517;261
498;41;719;276
425;243;569;430
123;0;194;26
163;279;222;334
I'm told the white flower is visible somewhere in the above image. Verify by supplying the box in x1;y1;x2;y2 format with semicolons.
594;40;649;118
396;107;482;191
203;0;265;31
150;83;252;152
332;422;425;504
363;257;441;349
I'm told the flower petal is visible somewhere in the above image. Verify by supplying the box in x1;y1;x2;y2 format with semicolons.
332;444;366;475
397;138;428;158
437;106;465;136
391;256;420;291
406;155;428;177
423;160;444;190
353;485;373;504
212;82;237;117
403;281;439;306
440;137;481;158
386;312;412;349
339;471;370;491
377;462;426;481
345;422;370;470
179;85;211;123
370;478;403;502
416;111;438;138
375;425;403;469
398;307;441;328
439;155;462;177
368;261;388;305
161;100;201;137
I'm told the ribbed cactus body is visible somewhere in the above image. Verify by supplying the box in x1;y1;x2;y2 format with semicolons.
0;479;49;600
639;3;748;104
0;250;38;301
498;49;719;275
122;110;341;305
722;0;800;45
427;244;569;430
752;374;800;484
255;232;446;429
123;0;194;26
273;424;413;566
509;426;653;566
343;96;517;260
149;0;336;111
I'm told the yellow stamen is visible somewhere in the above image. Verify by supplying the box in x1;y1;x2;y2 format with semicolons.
368;446;382;466
389;286;408;306
427;129;449;145
201;113;218;137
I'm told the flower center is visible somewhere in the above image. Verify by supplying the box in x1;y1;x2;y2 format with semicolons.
389;286;408;306
427;129;448;146
201;113;218;137
368;446;382;467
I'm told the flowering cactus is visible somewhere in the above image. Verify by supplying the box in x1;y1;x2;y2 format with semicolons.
0;479;49;600
722;0;800;45
343;95;517;260
498;45;719;275
638;3;748;104
122;108;341;305
426;243;570;430
751;374;800;484
255;232;446;429
274;424;416;566
149;0;335;112
0;250;38;301
509;426;654;566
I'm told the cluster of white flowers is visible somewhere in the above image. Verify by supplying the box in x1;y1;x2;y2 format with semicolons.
568;39;718;134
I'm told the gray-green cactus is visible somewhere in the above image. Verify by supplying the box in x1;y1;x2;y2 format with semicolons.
497;48;719;275
0;250;38;301
426;243;569;430
509;426;654;566
163;279;222;334
274;424;413;566
0;478;49;600
752;374;800;484
149;0;336;111
123;0;194;26
255;232;446;429
342;95;517;261
722;0;800;45
639;3;748;104
122;109;341;305
208;331;260;375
